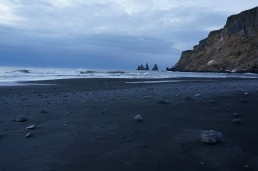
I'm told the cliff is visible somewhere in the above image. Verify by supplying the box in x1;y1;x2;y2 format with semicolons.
169;7;258;73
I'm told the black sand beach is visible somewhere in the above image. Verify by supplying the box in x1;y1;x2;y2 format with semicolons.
1;78;258;171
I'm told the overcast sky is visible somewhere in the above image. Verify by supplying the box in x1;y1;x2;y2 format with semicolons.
0;0;257;70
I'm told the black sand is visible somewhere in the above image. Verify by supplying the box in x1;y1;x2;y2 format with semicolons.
1;78;258;171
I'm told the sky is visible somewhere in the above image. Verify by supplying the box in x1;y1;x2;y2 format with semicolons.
0;0;257;70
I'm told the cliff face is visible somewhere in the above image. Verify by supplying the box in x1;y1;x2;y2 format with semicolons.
170;7;258;73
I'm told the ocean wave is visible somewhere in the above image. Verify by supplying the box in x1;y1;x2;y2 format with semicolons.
79;71;97;74
107;71;126;74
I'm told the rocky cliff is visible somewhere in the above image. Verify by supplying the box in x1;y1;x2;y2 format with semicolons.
168;7;258;73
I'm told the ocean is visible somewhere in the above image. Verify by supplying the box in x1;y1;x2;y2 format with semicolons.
0;66;258;86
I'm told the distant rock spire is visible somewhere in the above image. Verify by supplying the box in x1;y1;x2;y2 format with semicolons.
152;64;158;71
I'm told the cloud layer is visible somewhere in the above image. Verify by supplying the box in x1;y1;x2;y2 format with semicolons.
0;0;257;69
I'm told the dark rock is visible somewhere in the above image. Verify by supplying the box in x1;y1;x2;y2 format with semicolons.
26;125;36;130
200;130;223;144
15;115;27;122
152;64;159;71
167;7;258;73
17;70;30;74
233;113;240;117
134;115;143;121
25;132;32;138
137;63;150;70
233;118;243;123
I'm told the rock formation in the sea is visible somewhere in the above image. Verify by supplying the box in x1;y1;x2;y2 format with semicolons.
137;63;150;70
167;7;258;73
152;64;159;71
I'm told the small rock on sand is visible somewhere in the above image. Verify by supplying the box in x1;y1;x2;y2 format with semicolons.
25;132;32;138
26;125;36;130
15;115;27;122
134;115;143;121
200;130;223;144
195;94;201;97
233;113;239;117
233;118;242;124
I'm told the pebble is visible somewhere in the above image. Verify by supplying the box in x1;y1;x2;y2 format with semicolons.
134;115;143;121
15;115;27;122
233;118;242;124
195;94;201;97
200;130;223;144
25;132;32;138
244;92;249;95
26;124;36;130
233;113;239;117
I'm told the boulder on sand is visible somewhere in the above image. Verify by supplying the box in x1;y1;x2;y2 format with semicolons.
200;130;223;144
15;115;27;122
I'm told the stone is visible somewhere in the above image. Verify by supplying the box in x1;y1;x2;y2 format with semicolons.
134;115;143;121
26;125;36;130
15;115;27;122
137;63;150;70
152;64;159;71
25;132;32;138
233;113;239;117
200;130;223;144
194;94;201;97
233;118;242;123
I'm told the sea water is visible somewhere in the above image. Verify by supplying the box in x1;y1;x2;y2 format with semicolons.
0;66;258;86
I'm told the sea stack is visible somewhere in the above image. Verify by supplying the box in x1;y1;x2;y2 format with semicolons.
167;7;258;73
137;63;150;70
152;64;159;71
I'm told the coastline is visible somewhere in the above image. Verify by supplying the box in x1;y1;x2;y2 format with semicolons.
1;77;258;171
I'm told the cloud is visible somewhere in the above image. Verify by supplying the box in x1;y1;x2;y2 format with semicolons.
0;0;257;69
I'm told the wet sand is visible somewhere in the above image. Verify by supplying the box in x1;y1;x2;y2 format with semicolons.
1;78;258;171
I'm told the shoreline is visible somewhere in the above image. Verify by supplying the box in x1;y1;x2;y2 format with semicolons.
1;78;258;170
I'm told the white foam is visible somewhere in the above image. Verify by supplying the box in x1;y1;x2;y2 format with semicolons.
0;66;258;86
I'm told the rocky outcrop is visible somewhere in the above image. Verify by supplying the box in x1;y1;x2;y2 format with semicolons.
168;7;258;73
152;64;159;71
137;63;149;70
